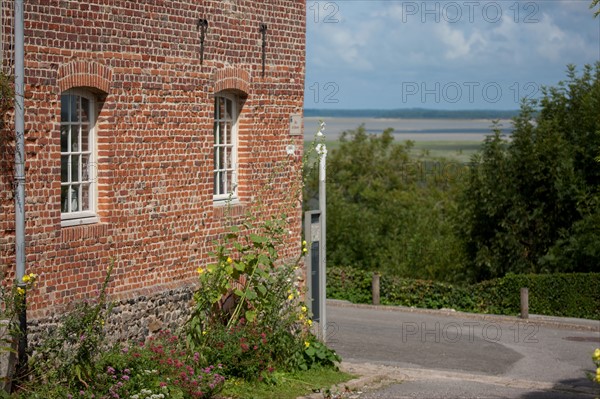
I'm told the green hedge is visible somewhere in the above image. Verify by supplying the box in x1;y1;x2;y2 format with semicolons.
327;267;600;320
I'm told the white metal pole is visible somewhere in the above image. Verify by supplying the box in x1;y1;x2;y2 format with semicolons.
316;142;327;341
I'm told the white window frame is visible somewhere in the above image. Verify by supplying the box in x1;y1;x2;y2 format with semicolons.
213;93;239;202
60;89;98;227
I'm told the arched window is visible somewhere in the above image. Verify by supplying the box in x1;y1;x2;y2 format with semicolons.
60;89;98;226
213;93;239;201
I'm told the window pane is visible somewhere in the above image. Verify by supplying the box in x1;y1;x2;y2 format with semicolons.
225;147;232;169
70;95;79;122
225;98;232;120
60;125;69;152
219;147;225;171
61;155;69;183
61;185;68;212
220;171;226;194
71;154;80;183
226;171;234;192
219;122;227;145
70;125;79;152
81;154;90;181
81;125;90;152
70;185;79;212
61;95;69;122
81;97;90;123
81;184;90;211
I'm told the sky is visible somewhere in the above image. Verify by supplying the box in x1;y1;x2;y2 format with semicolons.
305;0;600;110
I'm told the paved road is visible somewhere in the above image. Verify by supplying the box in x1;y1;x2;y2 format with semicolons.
326;302;600;399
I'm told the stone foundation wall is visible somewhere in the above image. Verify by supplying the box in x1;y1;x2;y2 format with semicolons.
28;284;195;347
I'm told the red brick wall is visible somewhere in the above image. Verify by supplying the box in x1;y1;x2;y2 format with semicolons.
0;0;306;319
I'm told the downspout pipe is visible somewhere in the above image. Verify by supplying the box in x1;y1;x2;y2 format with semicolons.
14;0;27;375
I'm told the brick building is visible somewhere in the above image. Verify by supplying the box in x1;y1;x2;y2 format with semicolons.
0;1;306;338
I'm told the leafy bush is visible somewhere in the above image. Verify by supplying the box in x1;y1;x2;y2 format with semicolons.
472;273;600;319
326;267;372;304
328;266;600;319
382;277;475;310
310;125;467;283
14;264;226;399
23;265;112;393
186;218;340;380
459;64;600;281
99;330;225;399
18;330;225;399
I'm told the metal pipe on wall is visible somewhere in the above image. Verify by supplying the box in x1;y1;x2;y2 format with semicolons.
14;0;28;376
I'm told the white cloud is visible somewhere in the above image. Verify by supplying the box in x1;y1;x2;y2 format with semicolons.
305;0;599;109
434;24;487;60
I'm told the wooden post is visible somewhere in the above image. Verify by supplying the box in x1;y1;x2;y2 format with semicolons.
372;273;380;306
520;287;529;319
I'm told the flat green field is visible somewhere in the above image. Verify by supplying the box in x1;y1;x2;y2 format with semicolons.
410;140;482;162
304;140;482;163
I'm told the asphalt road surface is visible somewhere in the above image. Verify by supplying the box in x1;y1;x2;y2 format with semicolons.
326;301;600;399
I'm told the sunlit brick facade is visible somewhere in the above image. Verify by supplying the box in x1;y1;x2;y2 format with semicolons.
0;0;305;333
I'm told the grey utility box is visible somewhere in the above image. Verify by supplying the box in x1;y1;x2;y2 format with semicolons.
304;210;323;323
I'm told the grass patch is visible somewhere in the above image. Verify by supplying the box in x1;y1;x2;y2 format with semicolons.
304;139;482;163
410;140;482;162
221;367;355;399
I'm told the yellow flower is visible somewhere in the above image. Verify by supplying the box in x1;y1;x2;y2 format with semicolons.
593;348;600;362
302;247;308;253
307;319;313;327
202;331;207;336
298;314;304;321
29;273;37;279
227;257;233;264
301;306;307;313
197;267;204;275
304;341;310;348
302;240;307;247
22;275;30;283
16;287;25;295
288;294;294;300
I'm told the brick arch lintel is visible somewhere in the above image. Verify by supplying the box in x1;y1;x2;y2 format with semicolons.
213;67;251;96
57;60;112;94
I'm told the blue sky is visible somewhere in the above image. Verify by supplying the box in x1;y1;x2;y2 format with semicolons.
305;0;600;110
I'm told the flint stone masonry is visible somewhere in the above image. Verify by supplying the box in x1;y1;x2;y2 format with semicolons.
27;284;195;346
1;0;306;339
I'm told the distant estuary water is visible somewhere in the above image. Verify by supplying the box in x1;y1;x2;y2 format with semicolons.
303;117;515;142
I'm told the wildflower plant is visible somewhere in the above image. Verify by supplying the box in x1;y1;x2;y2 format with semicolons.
0;272;38;352
94;330;225;399
588;348;600;385
185;218;316;379
20;263;113;393
185;123;340;379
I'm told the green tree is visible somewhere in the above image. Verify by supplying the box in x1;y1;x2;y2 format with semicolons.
323;125;466;282
591;0;599;18
460;64;600;281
